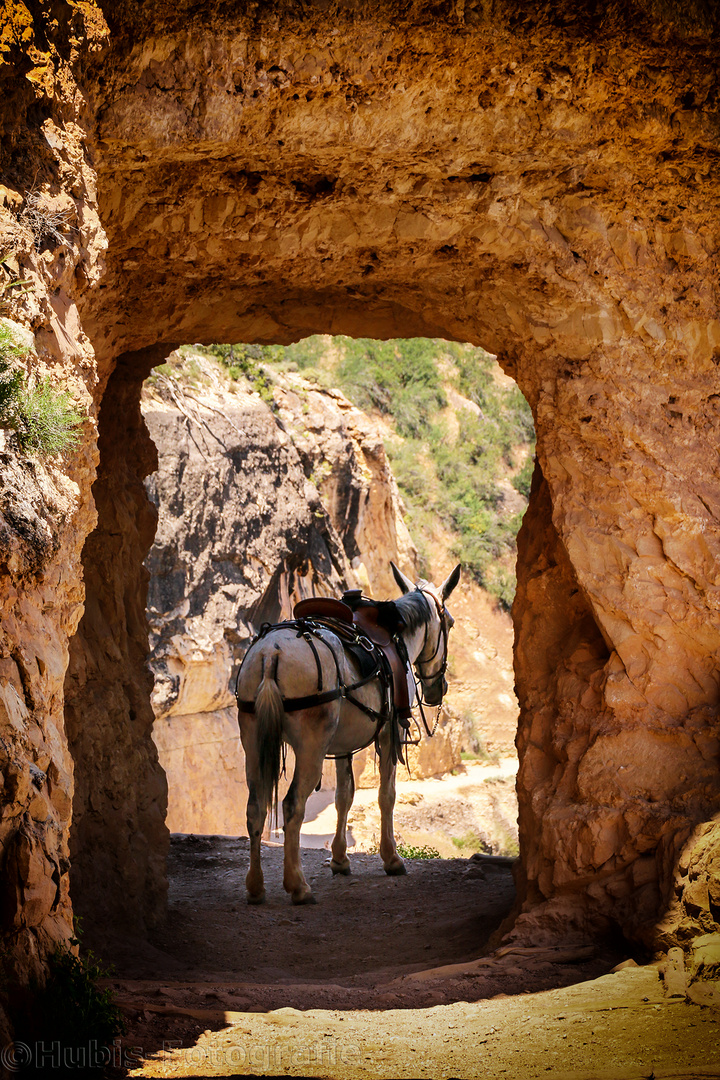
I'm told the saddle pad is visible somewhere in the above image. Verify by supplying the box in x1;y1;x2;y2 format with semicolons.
294;597;354;623
345;639;381;681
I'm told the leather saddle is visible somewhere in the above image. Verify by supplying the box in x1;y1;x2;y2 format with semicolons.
293;594;412;719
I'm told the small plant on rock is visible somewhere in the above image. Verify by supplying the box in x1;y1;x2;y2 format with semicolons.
13;377;84;455
0;321;84;457
27;922;125;1070
396;841;441;859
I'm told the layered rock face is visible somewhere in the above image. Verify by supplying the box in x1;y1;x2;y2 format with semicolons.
0;0;109;1005
143;364;353;834
0;0;719;1002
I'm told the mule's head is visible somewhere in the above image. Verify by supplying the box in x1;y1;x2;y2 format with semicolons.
391;562;461;705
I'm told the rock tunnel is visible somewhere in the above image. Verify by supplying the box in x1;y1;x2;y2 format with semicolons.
1;0;719;1009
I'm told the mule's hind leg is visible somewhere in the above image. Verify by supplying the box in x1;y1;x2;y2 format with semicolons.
330;754;354;875
282;743;325;905
245;783;268;903
378;726;406;875
240;721;268;904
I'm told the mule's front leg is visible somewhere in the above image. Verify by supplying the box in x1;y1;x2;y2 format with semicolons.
282;745;324;904
378;729;406;875
330;755;354;875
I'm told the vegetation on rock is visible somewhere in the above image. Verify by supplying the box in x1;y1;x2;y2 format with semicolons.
0;321;83;456
396;841;441;860
176;336;535;608
40;953;124;1060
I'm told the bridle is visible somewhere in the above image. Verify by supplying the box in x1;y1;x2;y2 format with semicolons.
415;584;452;681
406;583;453;734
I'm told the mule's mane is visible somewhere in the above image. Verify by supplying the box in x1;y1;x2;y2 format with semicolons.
394;588;431;634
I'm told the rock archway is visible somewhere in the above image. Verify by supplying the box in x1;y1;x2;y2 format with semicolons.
1;0;719;1004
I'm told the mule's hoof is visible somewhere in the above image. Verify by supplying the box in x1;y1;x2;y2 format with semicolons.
246;891;266;905
291;891;318;905
330;859;351;876
384;860;407;876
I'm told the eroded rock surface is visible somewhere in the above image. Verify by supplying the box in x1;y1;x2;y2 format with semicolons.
0;2;108;1012
0;0;718;1013
272;370;418;598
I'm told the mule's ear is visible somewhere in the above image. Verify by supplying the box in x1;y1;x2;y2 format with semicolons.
391;561;414;595
441;563;461;602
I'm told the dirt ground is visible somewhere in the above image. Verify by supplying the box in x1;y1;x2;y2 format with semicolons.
273;758;520;859
97;835;720;1080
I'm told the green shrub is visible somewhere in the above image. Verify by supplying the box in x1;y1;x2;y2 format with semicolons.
335;337;446;437
282;335;328;370
451;830;491;854
14;380;84;455
396;841;440;859
203;343;277;406
0;355;24;415
31;926;125;1068
512;453;534;498
0;323;84;457
340;339;534;607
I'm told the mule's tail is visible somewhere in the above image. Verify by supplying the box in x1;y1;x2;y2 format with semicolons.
255;651;285;826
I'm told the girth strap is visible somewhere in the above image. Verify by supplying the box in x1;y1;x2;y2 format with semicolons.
236;686;343;714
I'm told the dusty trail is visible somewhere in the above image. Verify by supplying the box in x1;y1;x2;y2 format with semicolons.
95;835;720;1080
293;758;520;858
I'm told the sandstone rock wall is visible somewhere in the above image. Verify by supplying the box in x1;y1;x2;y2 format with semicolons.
65;352;169;933
79;0;718;948
0;0;108;1013
0;0;718;1008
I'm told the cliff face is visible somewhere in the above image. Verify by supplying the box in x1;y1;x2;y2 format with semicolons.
142;360;353;834
272;371;418;599
0;0;719;1005
0;1;109;1000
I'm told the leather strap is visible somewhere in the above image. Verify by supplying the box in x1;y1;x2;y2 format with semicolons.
236;686;343;714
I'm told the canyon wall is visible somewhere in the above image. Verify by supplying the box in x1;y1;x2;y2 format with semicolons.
0;0;718;1012
0;0;109;1013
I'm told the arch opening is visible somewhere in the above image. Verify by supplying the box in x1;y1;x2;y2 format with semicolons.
2;0;719;1014
140;336;529;856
